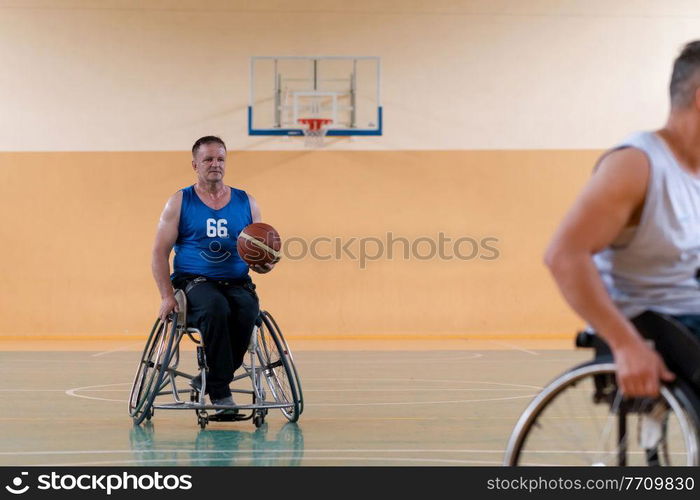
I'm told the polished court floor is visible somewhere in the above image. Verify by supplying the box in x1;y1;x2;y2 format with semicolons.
0;341;588;466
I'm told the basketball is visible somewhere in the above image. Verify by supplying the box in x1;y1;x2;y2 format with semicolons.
237;222;282;266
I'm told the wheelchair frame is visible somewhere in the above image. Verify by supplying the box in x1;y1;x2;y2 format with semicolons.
503;317;700;466
128;290;303;429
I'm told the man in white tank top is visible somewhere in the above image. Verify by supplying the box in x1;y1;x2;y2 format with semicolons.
546;41;700;398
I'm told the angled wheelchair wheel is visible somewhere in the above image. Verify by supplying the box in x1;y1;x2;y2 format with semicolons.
128;314;178;425
261;311;304;415
504;360;700;466
257;311;301;422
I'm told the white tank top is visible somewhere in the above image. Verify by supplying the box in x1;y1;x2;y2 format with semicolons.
593;131;700;318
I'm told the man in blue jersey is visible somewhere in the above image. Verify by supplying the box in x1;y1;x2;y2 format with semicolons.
151;136;274;410
545;41;700;398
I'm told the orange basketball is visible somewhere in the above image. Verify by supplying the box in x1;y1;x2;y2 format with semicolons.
237;222;282;266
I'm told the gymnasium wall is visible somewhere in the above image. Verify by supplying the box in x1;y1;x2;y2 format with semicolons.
1;1;697;338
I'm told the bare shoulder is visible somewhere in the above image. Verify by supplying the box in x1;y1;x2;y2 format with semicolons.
546;147;651;255
161;190;183;222
168;190;183;208
591;147;650;200
595;147;650;179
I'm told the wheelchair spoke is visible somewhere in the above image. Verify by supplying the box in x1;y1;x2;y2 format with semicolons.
255;312;301;422
128;314;178;424
591;390;623;466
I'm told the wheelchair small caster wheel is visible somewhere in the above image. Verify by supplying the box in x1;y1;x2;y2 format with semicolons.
145;407;154;421
198;411;209;429
253;413;265;428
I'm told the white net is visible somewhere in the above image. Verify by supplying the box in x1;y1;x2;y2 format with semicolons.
299;119;332;148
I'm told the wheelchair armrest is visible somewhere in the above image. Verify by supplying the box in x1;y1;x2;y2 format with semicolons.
575;330;595;348
174;289;187;325
575;329;612;358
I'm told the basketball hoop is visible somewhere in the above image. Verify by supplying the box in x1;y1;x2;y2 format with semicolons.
298;118;332;148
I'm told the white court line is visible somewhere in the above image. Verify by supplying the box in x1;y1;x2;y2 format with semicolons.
488;340;539;355
303;388;535;392
2;359;116;364
0;448;650;457
33;456;502;466
65;382;129;403
0;389;66;392
64;379;540;405
62;388;535;393
68;379;542;389
91;343;144;358
313;394;535;407
64;392;536;406
68;379;544;390
299;353;485;364
303;378;543;389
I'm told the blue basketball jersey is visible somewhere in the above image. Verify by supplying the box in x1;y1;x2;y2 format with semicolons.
172;185;252;279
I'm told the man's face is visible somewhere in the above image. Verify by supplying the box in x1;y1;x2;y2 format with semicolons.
192;143;226;182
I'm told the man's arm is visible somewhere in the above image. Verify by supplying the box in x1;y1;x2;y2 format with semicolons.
247;193;276;274
152;191;182;321
249;193;262;223
545;147;674;397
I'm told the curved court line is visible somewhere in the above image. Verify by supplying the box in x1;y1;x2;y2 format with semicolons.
66;378;539;390
65;383;130;403
63;390;536;405
64;378;540;405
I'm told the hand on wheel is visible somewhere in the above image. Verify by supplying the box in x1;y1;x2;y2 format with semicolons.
613;338;675;397
158;294;179;322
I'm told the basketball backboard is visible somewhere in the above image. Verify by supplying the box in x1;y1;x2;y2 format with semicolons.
248;56;382;136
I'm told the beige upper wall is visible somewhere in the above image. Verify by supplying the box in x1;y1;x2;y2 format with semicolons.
2;0;700;151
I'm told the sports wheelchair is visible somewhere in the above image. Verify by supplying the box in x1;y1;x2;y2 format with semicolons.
504;311;700;466
128;290;303;429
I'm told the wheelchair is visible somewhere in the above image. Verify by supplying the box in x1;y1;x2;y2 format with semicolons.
128;290;303;429
504;311;700;466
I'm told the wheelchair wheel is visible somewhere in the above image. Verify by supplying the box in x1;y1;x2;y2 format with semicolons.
257;312;301;422
261;311;304;415
128;314;178;425
504;360;700;466
253;411;266;428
